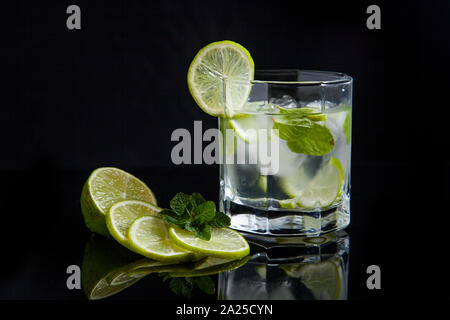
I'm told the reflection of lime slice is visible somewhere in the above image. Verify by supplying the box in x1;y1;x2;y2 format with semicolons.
128;260;189;276
295;158;342;208
255;265;267;279
187;41;254;116
128;216;193;263
168;227;250;259
106;200;160;249
81;167;157;237
281;260;341;300
170;256;249;277
81;236;147;300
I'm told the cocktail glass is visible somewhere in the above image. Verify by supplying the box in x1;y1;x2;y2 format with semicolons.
219;70;352;236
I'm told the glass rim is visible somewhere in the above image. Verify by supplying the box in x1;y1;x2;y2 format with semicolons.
225;69;353;86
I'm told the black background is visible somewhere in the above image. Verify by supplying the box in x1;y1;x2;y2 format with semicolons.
2;0;450;303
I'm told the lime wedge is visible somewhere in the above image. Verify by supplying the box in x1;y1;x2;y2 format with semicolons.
187;40;254;116
81;167;157;237
281;261;341;300
106;200;161;249
128;216;194;263
295;157;343;208
168;227;250;259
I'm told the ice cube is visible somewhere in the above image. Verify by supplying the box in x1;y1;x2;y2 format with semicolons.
269;95;298;109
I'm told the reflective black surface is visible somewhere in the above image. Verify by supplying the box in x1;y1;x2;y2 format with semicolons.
4;0;450;302
0;167;441;300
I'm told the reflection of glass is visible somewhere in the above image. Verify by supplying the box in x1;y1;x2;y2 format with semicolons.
217;231;349;300
219;70;352;236
81;235;249;299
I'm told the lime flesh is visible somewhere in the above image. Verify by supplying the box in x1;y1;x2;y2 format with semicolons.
106;200;161;249
168;227;250;259
81;167;157;237
187;40;254;117
128;216;194;263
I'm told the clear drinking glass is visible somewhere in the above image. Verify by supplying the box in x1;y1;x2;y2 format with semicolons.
219;70;352;236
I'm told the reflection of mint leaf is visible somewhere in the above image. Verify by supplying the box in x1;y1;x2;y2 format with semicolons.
194;276;215;295
344;110;351;144
274;119;334;156
210;211;231;228
170;193;192;216
169;277;194;298
166;276;216;298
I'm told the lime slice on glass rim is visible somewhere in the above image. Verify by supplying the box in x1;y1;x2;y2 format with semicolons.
187;40;254;117
80;167;157;237
106;200;161;249
168;227;250;260
128;216;194;263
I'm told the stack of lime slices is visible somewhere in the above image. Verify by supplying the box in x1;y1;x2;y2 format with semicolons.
81;167;249;264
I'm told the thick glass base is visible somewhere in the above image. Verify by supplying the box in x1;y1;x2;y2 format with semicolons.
221;199;350;237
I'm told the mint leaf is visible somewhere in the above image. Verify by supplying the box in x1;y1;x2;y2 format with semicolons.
273;118;334;156
344;110;351;144
162;192;230;241
194;276;215;295
170;193;192;216
160;209;188;229
195;224;211;240
191;193;206;205
279;107;326;122
184;220;197;233
209;211;231;228
193;201;216;225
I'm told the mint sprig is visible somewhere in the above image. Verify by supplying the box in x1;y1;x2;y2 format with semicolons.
160;192;231;241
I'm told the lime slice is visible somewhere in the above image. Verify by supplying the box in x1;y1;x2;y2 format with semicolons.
168;227;250;259
295;157;343;208
128;216;194;263
106;200;161;249
331;156;344;197
81;167;157;237
187;40;254;116
281;261;341;300
259;175;268;193
279;166;310;199
229;114;273;144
